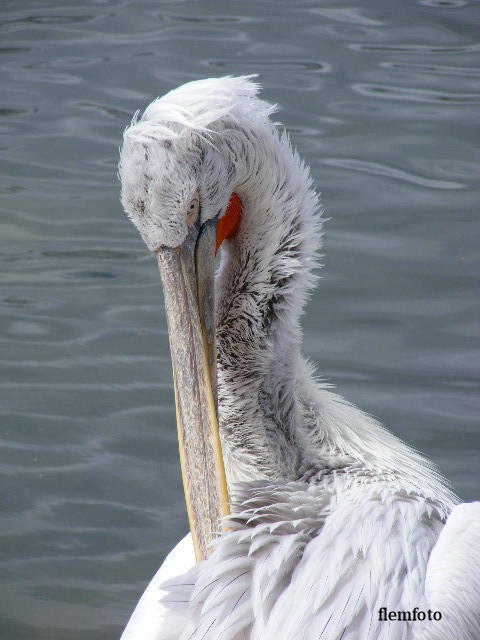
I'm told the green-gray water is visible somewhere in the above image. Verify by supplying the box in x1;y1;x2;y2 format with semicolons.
1;1;479;638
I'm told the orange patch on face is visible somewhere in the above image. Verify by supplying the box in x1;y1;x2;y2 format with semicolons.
215;193;243;254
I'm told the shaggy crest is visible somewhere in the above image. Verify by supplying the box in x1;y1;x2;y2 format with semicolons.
124;75;277;144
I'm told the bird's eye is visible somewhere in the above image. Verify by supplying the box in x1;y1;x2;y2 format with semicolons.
186;190;200;227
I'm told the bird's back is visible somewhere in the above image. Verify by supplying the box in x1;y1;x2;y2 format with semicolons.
152;475;450;640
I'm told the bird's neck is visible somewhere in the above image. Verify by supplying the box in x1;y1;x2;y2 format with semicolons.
215;123;321;484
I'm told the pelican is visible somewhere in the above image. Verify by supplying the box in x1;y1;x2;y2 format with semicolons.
118;76;479;640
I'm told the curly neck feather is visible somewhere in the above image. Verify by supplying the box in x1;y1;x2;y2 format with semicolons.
214;119;321;484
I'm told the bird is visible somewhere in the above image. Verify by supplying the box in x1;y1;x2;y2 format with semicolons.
117;75;480;640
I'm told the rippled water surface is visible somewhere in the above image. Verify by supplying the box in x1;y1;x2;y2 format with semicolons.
1;0;479;637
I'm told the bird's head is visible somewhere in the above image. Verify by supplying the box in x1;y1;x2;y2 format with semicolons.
119;120;239;253
119;74;274;252
118;76;272;561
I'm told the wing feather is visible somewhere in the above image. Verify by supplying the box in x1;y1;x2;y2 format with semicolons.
413;502;480;640
120;533;195;640
120;489;479;640
157;482;447;640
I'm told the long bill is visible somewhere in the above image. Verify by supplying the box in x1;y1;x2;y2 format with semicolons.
155;219;230;562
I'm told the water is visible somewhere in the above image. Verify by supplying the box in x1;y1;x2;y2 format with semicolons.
1;0;479;637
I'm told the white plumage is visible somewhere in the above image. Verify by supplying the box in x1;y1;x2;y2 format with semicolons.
119;76;480;640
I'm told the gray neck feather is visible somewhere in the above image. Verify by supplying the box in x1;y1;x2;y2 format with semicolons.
214;121;321;484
